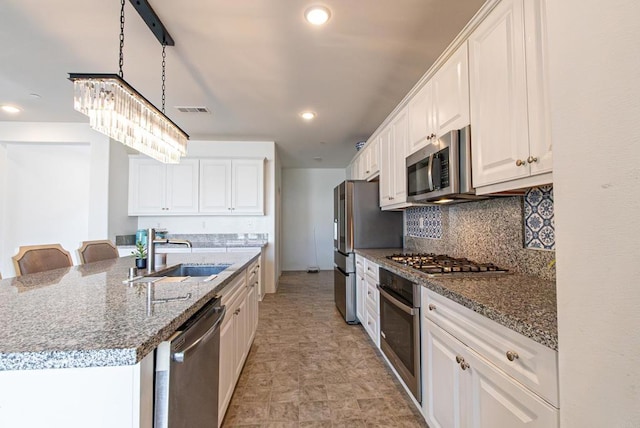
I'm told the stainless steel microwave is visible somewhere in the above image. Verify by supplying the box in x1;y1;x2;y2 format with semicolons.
406;126;485;204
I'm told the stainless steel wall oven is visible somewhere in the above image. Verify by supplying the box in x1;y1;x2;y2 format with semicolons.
378;267;421;403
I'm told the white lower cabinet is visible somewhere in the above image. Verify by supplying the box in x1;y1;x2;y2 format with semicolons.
423;320;558;428
421;288;559;428
363;259;380;347
218;263;260;426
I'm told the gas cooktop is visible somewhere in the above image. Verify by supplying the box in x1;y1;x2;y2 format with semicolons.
386;253;508;276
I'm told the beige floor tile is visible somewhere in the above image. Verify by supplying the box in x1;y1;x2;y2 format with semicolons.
221;271;426;428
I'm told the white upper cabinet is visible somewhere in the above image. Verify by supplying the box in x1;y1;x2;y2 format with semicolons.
407;80;435;154
199;159;232;213
128;157;199;215
231;159;264;214
380;107;410;209
432;43;471;137
200;158;264;215
129;156;264;216
408;43;470;156
469;0;552;192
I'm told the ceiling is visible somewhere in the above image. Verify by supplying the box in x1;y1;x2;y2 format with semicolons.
0;0;485;168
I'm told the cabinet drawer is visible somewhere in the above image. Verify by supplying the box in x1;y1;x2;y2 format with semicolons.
422;288;558;407
355;255;365;271
364;259;379;280
220;273;247;309
365;276;379;314
247;259;260;286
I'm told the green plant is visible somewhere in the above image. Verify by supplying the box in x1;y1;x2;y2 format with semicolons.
132;241;147;259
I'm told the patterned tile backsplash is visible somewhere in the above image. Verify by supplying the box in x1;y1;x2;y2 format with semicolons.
405;206;443;239
524;185;555;250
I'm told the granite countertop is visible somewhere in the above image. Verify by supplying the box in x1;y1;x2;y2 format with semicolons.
0;251;260;371
355;248;558;351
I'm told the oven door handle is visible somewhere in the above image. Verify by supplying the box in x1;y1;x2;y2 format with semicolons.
377;285;416;316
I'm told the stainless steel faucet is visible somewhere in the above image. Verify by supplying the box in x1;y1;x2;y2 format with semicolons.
147;228;192;274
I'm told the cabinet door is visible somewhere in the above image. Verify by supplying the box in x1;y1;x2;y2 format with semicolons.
218;316;235;422
422;319;468;428
523;0;553;176
165;159;199;213
232;159;264;214
433;43;470;136
392;109;409;202
234;294;249;378
246;280;258;343
367;137;380;178
378;126;394;206
356;269;366;323
128;158;166;214
199;159;232;213
466;341;559;428
407;80;434;155
469;0;530;187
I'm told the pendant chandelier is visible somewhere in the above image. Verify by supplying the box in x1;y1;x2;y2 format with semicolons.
69;0;188;164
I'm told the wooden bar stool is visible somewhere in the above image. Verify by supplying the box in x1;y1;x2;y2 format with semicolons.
78;240;119;264
12;244;73;276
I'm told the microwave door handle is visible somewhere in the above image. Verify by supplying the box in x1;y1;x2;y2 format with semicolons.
427;153;435;191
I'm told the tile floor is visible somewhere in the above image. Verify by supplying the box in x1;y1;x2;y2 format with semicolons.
221;270;428;428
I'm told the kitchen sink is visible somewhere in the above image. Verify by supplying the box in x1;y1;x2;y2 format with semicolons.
157;264;232;278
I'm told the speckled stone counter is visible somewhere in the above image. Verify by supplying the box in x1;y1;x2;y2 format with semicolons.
0;251;260;371
355;248;558;350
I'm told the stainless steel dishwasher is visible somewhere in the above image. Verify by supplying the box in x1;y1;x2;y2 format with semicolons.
154;298;226;428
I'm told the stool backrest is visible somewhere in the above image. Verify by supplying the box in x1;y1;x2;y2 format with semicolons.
12;244;73;276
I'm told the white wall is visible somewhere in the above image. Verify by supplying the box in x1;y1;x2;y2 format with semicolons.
108;140;138;241
547;0;640;426
136;140;280;293
0;123;111;278
281;168;345;271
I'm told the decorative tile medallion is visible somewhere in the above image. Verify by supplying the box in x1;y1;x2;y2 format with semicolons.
405;206;443;239
524;186;555;250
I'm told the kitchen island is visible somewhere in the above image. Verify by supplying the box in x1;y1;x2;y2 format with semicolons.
0;250;260;428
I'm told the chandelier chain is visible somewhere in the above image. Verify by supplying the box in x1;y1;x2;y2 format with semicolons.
119;0;125;78
161;43;166;113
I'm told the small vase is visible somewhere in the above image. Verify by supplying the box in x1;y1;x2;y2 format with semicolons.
135;258;147;269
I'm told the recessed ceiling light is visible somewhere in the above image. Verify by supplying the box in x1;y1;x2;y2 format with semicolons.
300;111;316;121
1;105;21;114
304;6;331;26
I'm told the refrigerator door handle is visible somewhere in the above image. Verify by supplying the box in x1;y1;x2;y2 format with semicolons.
335;265;349;277
333;220;338;241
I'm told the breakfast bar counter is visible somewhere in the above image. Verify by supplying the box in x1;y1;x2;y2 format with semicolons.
0;250;260;371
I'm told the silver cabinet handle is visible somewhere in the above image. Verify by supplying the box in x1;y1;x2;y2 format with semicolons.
506;350;519;361
456;355;464;364
460;361;470;370
428;304;436;311
516;159;526;166
527;156;538;164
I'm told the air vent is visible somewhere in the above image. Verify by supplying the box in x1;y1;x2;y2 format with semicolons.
175;106;210;113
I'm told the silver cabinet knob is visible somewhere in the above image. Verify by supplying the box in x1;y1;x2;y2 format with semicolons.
456;355;464;364
516;159;526;166
430;133;436;139
460;361;470;370
506;350;519;361
428;304;436;311
527;156;538;164
426;135;431;141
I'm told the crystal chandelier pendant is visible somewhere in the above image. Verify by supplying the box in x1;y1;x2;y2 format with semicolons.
69;74;188;164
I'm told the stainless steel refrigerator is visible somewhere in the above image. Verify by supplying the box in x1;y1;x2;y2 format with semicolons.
333;180;403;324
